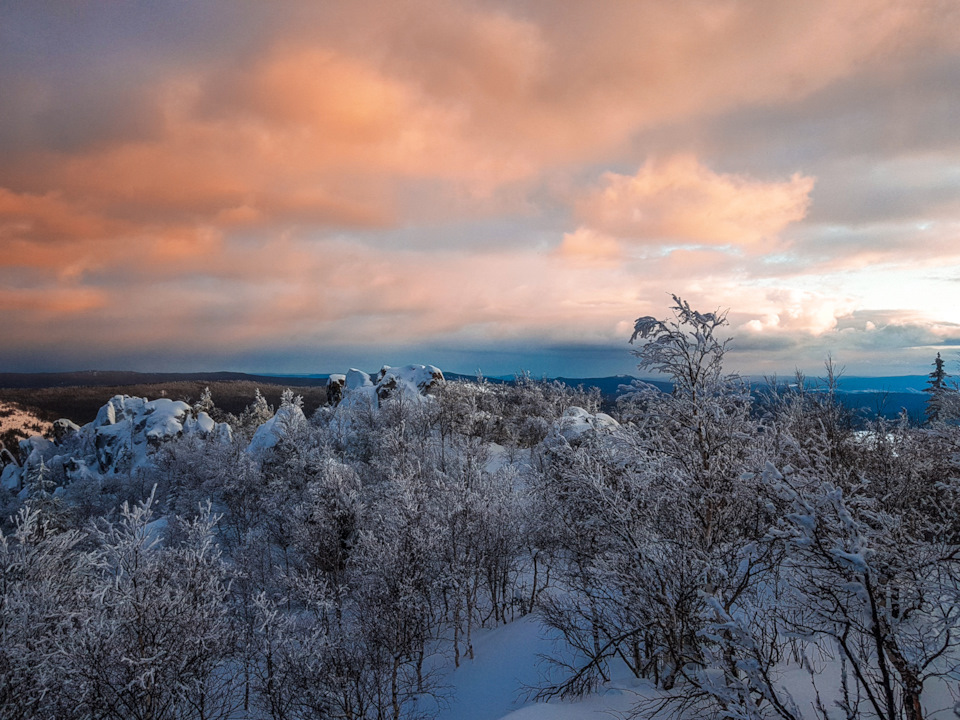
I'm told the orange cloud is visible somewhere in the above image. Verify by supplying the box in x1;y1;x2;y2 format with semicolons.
575;156;815;248
5;0;950;232
1;0;960;372
0;188;125;244
556;228;622;263
0;286;107;315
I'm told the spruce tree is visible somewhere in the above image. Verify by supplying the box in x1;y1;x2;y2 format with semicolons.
925;352;951;422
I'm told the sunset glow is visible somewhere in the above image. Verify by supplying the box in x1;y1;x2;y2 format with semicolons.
3;1;960;376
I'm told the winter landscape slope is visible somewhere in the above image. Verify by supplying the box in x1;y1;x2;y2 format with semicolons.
0;369;933;431
1;350;958;720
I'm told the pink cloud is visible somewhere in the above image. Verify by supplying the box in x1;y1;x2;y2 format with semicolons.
5;0;951;229
0;188;126;245
556;228;622;263
1;0;960;371
0;286;107;316
575;156;814;248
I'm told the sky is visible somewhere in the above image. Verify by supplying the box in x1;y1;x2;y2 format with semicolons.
3;0;960;378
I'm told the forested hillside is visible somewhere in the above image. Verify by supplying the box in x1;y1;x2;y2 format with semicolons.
1;300;958;720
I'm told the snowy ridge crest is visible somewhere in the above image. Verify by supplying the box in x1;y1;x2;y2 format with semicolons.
2;364;447;490
2;394;232;493
328;364;444;410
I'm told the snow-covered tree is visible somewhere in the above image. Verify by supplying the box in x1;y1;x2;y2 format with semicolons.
193;385;215;418
629;294;758;550
535;297;770;701
69;493;238;720
233;388;275;442
0;507;89;720
925;352;959;423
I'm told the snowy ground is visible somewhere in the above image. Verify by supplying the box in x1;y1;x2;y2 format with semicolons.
434;615;960;720
0;400;51;438
436;616;651;720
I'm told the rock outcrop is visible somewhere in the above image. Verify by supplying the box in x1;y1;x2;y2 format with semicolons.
335;364;444;410
1;395;232;493
544;406;621;450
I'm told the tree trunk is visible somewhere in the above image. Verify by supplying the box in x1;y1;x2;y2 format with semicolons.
391;655;402;720
885;640;924;720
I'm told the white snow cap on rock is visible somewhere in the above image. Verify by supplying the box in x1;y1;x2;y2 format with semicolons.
326;373;347;404
376;364;444;398
338;369;379;412
1;463;20;492
3;394;233;491
549;406;621;446
335;364;444;410
346;369;374;391
247;402;307;455
91;396;231;474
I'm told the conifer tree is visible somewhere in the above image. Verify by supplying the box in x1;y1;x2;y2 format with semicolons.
193;386;215;418
924;352;954;422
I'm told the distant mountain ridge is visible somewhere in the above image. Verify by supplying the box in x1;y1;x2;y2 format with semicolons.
0;370;331;389
0;369;932;391
0;369;931;394
0;370;934;422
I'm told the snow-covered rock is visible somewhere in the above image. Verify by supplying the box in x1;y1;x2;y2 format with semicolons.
52;418;80;443
2;394;232;492
346;369;374;391
545;406;621;449
1;463;21;491
327;374;347;405
334;364;445;410
337;369;380;413
90;396;216;473
247;403;307;455
375;364;444;399
14;436;60;485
